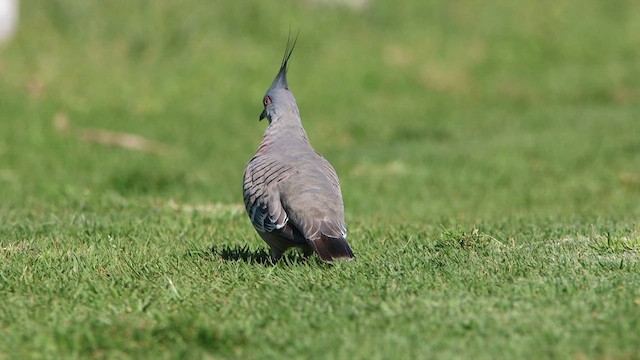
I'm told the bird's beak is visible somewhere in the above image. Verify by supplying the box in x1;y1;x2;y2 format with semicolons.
259;109;267;121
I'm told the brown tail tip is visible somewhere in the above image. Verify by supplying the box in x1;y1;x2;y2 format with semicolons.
309;234;355;263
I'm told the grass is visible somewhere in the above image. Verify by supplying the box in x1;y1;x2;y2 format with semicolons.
1;0;640;358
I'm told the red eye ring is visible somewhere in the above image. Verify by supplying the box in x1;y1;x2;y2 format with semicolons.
263;96;272;106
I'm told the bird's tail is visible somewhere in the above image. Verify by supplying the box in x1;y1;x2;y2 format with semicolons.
309;223;354;263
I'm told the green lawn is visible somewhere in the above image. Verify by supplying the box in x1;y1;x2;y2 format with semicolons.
1;0;640;358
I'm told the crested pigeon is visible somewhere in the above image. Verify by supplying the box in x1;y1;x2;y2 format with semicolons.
242;37;354;263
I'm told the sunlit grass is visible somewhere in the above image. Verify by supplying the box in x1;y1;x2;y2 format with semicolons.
1;0;640;358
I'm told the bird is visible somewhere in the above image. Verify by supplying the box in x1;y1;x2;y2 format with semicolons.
242;35;354;264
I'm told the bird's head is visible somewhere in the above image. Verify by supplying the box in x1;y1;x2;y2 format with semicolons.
260;34;300;123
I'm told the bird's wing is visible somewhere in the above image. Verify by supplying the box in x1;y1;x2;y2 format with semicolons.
290;215;347;241
243;155;291;233
278;156;352;262
317;153;341;192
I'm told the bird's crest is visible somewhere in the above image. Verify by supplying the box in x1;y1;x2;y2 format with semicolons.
269;31;299;90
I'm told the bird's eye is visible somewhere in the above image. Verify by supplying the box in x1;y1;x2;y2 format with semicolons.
263;96;272;106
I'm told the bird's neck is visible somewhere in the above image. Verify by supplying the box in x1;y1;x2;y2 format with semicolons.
257;115;311;154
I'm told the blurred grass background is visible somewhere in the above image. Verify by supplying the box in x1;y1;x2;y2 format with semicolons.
1;0;640;358
1;0;638;221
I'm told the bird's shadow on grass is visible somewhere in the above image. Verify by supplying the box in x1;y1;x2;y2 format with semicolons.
209;244;308;266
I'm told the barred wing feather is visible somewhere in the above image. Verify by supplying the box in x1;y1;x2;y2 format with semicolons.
243;156;291;233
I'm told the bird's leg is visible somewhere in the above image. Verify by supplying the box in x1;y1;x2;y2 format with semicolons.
270;247;283;263
302;246;314;260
